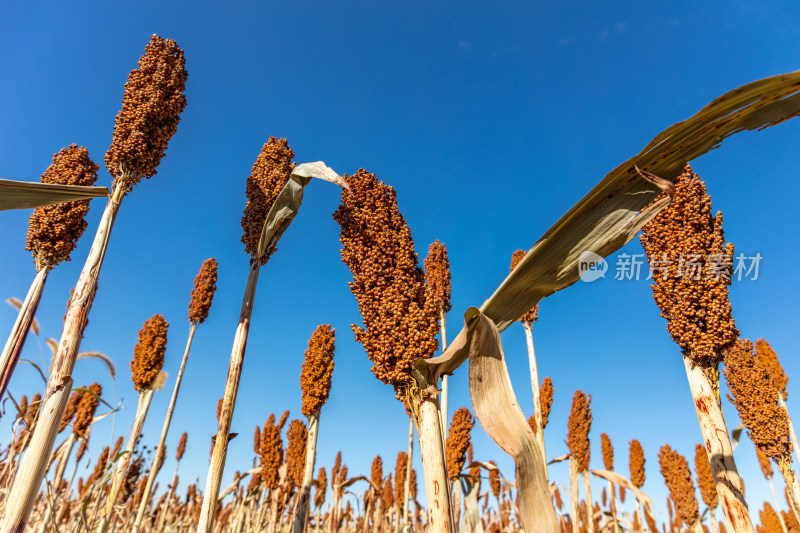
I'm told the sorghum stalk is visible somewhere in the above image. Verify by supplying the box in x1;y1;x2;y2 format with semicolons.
641;165;752;533
0;35;186;533
0;145;99;399
333;169;451;531
133;257;217;533
98;314;168;533
293;325;335;533
198;137;295;533
511;249;545;470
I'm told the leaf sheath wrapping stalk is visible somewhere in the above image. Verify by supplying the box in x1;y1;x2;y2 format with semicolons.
419;308;559;532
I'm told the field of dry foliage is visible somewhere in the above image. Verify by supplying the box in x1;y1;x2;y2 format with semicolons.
3;34;800;533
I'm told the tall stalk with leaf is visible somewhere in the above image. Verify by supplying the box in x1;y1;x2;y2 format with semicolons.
293;325;335;533
0;34;187;533
132;258;218;533
97;314;169;533
333;169;453;531
0;145;99;398
641;165;753;533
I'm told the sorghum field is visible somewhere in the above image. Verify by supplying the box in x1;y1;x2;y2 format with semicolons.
2;3;800;533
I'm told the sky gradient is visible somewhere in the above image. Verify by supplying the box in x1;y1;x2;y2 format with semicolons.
2;0;800;527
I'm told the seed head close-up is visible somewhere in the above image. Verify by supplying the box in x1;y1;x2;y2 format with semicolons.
130;314;169;391
658;444;700;527
567;390;592;473
755;338;789;401
300;325;335;417
72;383;102;439
446;407;475;480
333;169;440;395
240;137;295;262
510;249;539;324
188;258;218;324
601;433;614;471
105;34;188;189
694;443;717;509
724;338;792;463
629;439;645;488
640;165;738;365
26;144;100;271
285;419;308;490
424;240;452;314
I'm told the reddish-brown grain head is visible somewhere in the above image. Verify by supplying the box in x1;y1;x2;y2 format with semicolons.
540;376;554;429
724;338;792;463
757;502;783;533
424;240;452;314
188;258;218;324
130;314;169;391
601;433;614;471
395;451;408;501
176;431;187;461
315;467;327;507
694;444;717;509
285;419;307;489
658;444;699;526
382;474;394;509
371;455;383;490
756;445;773;480
333;169;440;396
629;439;645;488
446;407;475;480
640;166;738;365
409;468;417;501
300;325;336;417
489;460;501;500
240;137;295;262
510;249;539;323
73;383;102;439
755;338;789;401
567;390;592;473
59;388;85;433
26;145;99;271
259;413;284;490
105;35;188;188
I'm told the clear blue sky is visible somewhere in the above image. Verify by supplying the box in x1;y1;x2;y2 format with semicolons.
2;0;800;527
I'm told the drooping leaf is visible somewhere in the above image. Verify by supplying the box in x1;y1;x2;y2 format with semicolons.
0;179;109;211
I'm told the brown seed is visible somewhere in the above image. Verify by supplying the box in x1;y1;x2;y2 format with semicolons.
188;258;218;324
26;144;99;271
259;413;285;490
130;314;169;391
601;433;614;471
300;325;336;417
755;339;789;401
240;137;295;262
640;165;738;365
724;338;792;463
658;444;699;526
395;451;408;503
72;383;102;439
105;35;188;188
176;431;187;461
694;444;717;509
446;407;475;480
629;439;645;488
333;169;440;397
315;467;327;508
540;376;554;429
371;455;383;490
424;240;452;314
567;390;592;473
